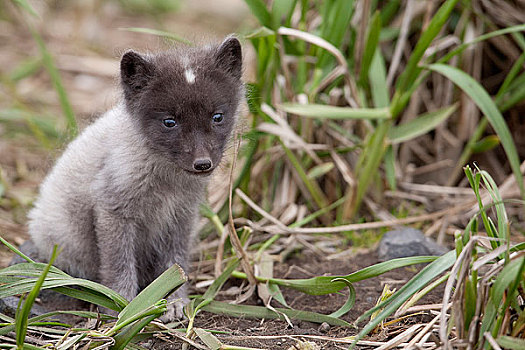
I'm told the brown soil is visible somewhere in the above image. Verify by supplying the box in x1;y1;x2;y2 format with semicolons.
2;248;444;349
152;251;443;349
186;252;441;350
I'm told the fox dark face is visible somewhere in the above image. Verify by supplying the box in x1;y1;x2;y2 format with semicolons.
120;37;243;175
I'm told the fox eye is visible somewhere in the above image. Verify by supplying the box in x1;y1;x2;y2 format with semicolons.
163;118;178;128
212;113;224;123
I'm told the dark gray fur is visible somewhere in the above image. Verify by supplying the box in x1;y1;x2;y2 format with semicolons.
28;37;243;321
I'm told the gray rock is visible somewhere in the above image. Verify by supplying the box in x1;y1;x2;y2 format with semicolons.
9;240;40;265
377;228;449;261
318;322;330;333
0;296;47;318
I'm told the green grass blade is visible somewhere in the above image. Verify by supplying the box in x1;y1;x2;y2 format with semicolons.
232;255;439;295
271;0;296;27
496;336;525;350
439;24;525;66
392;24;525;119
0;263;68;278
464;165;499;248
55;334;87;350
327;279;355;318
18;344;45;350
492;257;524;316
471;135;499;153
111;313;158;350
52;286;123;311
395;0;459;94
8;57;42;82
279;141;328;209
307;162;334;179
478;168;508;241
200;300;351;327
499;82;525;112
15;247;58;348
359;11;381;86
351;120;391;217
0;262;127;310
495;52;525;101
30;28;77;137
0;237;34;263
194;328;222;350
491;257;525;339
0;278;126;310
369;48;389;108
351;251;456;348
0;109;61;141
118;27;192;45
388;104;457;144
384;146;396;190
115;264;187;328
267;282;288;308
244;0;273;29
427;63;525;199
195;328;264;350
280;104;390;120
29;310;112;323
12;0;39;17
316;0;354;69
289;197;345;228
201;260;240;304
244;26;276;39
4;311;110;337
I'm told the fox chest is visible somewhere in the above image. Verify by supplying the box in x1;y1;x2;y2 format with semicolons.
134;187;198;232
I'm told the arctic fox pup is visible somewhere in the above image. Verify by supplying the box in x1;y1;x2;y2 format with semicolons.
28;36;243;321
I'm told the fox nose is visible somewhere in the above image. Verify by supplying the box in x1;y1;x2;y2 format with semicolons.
193;158;212;171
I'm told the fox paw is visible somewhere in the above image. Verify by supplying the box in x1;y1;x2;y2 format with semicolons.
159;296;189;323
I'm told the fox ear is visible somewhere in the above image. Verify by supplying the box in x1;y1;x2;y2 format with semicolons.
214;36;242;79
120;50;155;94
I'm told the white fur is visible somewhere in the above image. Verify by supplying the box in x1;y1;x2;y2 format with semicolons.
184;69;195;84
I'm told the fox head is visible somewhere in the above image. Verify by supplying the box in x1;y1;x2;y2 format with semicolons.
120;37;243;175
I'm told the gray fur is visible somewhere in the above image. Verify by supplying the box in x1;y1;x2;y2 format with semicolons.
28;37;243;321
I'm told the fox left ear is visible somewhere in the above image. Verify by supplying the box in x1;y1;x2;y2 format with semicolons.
215;36;242;79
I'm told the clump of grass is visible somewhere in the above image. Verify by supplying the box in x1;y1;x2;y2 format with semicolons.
349;165;525;348
1;0;77;147
233;0;525;227
0;237;187;349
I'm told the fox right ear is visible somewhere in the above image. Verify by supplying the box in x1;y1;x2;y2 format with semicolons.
214;36;242;80
120;50;155;93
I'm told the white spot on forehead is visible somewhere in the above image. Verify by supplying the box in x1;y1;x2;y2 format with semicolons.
184;68;196;84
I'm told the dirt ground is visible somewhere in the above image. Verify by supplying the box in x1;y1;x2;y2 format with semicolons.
185;252;444;350
10;249;444;349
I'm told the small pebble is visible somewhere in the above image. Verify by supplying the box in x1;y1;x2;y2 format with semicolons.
319;322;330;333
141;340;153;349
377;228;448;261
